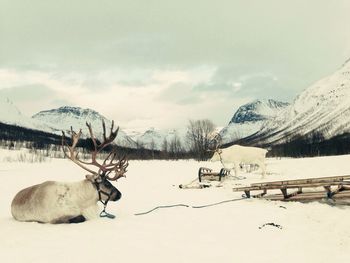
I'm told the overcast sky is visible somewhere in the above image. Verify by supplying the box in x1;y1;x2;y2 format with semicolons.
1;0;350;131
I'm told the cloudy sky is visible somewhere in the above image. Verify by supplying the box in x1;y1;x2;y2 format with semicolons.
1;0;350;131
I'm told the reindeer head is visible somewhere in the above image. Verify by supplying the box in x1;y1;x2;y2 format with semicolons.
62;120;128;203
208;133;222;161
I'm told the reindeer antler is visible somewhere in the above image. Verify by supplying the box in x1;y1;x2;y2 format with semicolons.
102;153;129;181
61;120;128;181
62;127;97;175
208;132;222;152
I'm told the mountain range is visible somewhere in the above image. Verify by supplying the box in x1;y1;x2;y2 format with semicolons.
1;58;350;149
0;101;185;150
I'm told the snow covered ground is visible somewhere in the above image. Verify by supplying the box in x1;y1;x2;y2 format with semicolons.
1;149;350;263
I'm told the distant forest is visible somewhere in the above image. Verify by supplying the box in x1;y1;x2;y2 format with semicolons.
266;132;350;157
1;122;350;159
0;122;190;160
217;130;350;158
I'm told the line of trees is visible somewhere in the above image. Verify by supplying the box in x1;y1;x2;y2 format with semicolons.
267;132;350;157
5;120;349;160
0;121;217;161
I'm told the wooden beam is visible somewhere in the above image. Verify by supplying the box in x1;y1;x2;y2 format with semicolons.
251;175;350;187
263;189;350;202
234;176;350;203
233;181;350;192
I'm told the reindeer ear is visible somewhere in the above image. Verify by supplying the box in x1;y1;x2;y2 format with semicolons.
85;174;101;183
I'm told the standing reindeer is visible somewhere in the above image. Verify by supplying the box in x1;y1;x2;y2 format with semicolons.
209;134;267;178
11;121;128;223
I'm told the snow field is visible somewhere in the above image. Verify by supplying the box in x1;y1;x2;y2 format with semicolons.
1;150;350;263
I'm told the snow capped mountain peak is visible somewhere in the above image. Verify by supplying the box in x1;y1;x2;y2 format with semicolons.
0;97;51;131
220;99;289;144
32;106;103;122
230;99;289;124
32;106;136;148
257;59;350;144
32;106;110;135
129;127;187;151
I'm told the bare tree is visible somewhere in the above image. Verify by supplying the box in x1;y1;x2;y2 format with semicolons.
150;139;156;159
186;119;215;161
169;133;183;159
136;139;145;150
162;138;168;153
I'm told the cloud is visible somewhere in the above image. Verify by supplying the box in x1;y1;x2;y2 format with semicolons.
157;83;199;105
1;0;349;71
1;0;350;130
188;66;299;102
0;83;74;115
0;65;251;130
0;84;53;102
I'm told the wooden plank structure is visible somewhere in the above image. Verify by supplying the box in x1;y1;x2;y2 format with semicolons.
232;175;350;202
198;167;230;182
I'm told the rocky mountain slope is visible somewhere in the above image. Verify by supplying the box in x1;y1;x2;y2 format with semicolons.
219;99;289;144
255;59;350;144
0;97;51;132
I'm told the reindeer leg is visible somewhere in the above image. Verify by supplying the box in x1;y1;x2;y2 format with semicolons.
69;215;86;223
232;163;240;179
50;215;85;224
235;163;239;176
258;161;266;178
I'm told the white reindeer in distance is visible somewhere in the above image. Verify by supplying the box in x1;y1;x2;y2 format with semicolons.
209;134;268;178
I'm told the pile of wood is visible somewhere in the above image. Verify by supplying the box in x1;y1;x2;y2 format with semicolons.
232;175;350;203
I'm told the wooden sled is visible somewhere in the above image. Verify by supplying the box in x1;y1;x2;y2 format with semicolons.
179;167;230;189
232;175;350;203
198;167;230;182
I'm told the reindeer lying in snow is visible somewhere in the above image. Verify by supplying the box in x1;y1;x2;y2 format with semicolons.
11;121;128;224
210;144;268;178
